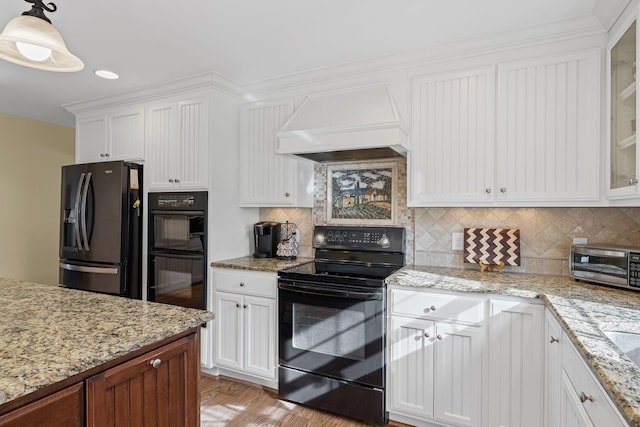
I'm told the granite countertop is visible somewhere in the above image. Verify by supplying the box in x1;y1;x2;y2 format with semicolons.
387;266;640;427
0;278;214;407
210;256;313;273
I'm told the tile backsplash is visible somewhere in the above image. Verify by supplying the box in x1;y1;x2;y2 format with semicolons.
260;160;640;275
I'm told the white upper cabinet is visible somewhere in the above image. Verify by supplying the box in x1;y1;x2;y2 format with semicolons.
608;7;639;200
496;50;600;204
410;67;496;204
239;99;313;207
75;106;144;164
409;48;600;207
145;95;209;190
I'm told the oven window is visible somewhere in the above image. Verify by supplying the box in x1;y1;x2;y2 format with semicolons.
152;215;204;251
152;255;205;310
292;303;366;360
572;252;627;278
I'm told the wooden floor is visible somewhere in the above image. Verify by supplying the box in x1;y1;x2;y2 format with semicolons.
200;375;402;427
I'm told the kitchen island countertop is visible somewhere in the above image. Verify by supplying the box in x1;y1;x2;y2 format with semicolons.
387;266;640;427
211;256;313;273
0;278;214;407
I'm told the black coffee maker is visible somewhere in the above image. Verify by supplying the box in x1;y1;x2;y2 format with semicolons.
253;221;281;258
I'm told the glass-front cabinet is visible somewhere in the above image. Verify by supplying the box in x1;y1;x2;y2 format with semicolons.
609;10;639;199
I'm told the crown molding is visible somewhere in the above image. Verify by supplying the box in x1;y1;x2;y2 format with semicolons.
63;71;243;114
592;0;633;31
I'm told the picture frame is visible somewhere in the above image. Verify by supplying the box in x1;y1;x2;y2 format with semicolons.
327;161;397;225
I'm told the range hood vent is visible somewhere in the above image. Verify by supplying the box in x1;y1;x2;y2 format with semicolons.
277;84;408;162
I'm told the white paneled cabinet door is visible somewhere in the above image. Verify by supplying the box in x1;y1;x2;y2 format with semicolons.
410;68;496;205
496;49;600;203
213;291;243;372
243;295;276;380
433;323;482;427
545;309;564;427
146;95;209;190
488;300;544;427
559;372;594;427
76;114;107;163
388;317;434;419
108;107;144;161
239;99;313;207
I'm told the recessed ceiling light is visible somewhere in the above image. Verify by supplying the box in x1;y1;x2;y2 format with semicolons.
94;69;119;80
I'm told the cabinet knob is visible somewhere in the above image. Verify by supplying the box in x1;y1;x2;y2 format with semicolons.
550;336;560;344
424;305;437;313
100;153;105;158
485;188;492;194
174;178;180;183
149;358;162;368
500;187;507;193
424;331;430;338
243;304;248;309
629;178;639;185
236;303;240;308
239;282;245;287
168;179;174;183
285;192;290;197
579;392;594;403
105;153;110;158
436;334;443;341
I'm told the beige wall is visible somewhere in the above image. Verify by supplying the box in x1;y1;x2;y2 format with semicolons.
0;113;75;285
260;160;640;276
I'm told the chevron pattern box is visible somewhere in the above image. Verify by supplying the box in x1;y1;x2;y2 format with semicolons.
463;228;521;266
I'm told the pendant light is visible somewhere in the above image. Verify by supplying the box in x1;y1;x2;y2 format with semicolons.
0;0;83;72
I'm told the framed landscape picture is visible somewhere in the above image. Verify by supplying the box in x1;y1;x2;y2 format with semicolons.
327;162;397;225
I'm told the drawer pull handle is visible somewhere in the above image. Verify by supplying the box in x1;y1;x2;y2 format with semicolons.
150;359;162;368
550;336;560;343
240;282;245;287
579;392;594;403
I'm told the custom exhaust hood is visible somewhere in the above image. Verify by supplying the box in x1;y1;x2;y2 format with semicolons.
276;84;408;162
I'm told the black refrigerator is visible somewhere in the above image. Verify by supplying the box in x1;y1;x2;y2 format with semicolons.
59;161;143;298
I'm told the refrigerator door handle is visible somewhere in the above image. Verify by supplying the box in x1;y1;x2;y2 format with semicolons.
60;262;119;275
74;173;85;251
81;172;92;251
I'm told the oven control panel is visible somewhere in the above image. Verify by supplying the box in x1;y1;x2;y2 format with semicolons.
313;226;405;252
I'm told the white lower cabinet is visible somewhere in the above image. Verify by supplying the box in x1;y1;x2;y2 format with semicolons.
212;268;277;387
388;288;485;427
487;299;544;427
558;329;628;427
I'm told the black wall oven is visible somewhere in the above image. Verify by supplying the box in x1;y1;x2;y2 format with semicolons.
278;226;406;425
148;192;207;310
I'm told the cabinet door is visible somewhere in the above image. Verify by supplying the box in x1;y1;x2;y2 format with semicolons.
545;309;564;427
146;95;209;191
146;100;178;189
107;107;144;162
496;49;600;203
0;382;84;427
559;372;594;427
76;114;107;163
388;317;434;419
239;99;312;207
174;97;209;189
243;295;276;379
86;333;199;427
488;300;544;427
433;322;483;427
410;67;496;205
213;291;244;371
608;15;638;198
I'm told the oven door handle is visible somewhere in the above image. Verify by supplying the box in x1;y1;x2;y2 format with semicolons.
278;282;383;300
149;251;204;260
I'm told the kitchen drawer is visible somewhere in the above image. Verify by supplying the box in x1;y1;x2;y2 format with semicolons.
561;334;627;427
390;289;486;324
213;268;277;298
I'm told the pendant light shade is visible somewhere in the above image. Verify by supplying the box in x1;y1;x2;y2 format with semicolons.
0;1;83;72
